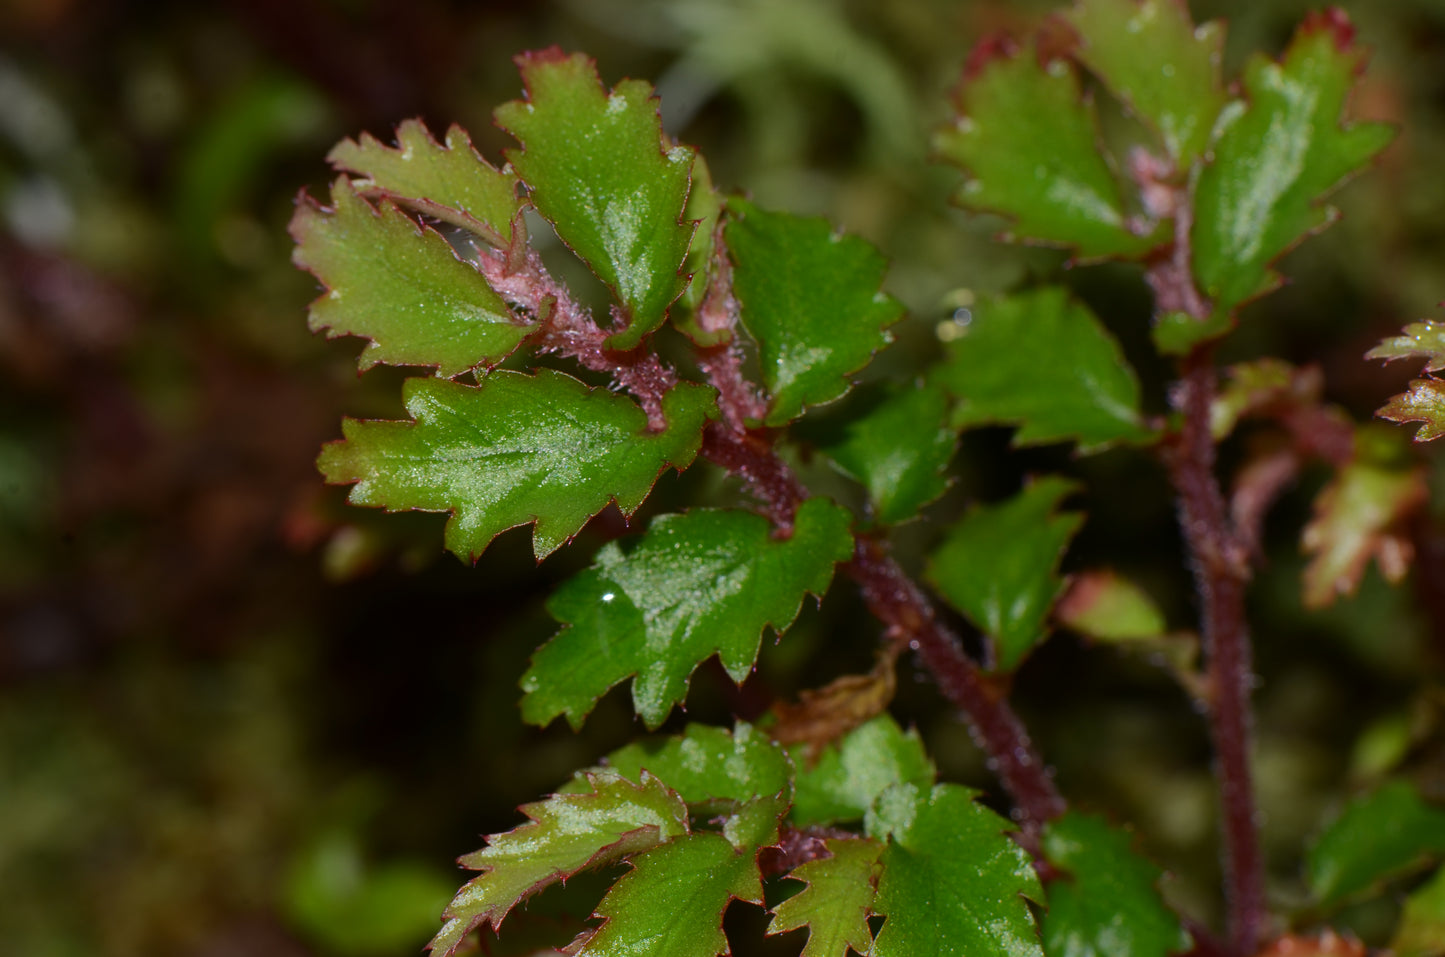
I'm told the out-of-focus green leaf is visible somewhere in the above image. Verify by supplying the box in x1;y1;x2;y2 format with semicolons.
1379;379;1445;442
790;715;936;828
1210;359;1302;440
429;771;689;957
496;49;694;350
1307;779;1445;904
767;838;882;957
935;37;1163;259
1150;308;1235;357
292;178;534;377
819;380;954;525
869;783;1043;957
1063;0;1226;168
1191;11;1394;316
1301;457;1424;609
521;498;853;729
927;477;1083;671
1054;570;1167;642
601;722;792;806
1040;812;1191;957
327;119;521;247
318;372;714;560
1368;320;1445;375
1392;864;1445;957
932;287;1155;451
725;199;903;425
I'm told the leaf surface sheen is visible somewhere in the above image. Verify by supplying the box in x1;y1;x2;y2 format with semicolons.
1367;320;1445;374
522;498;855;729
1378;379;1445;441
601;722;793;806
327;118;522;246
1040;812;1191;957
292;178;533;377
317;372;715;561
1190;12;1394;316
767;838;883;957
725;200;903;425
927;477;1083;671
496;49;695;350
1307;779;1445;904
869;783;1043;957
789;714;936;828
935;37;1163;258
428;770;689;957
932;287;1154;451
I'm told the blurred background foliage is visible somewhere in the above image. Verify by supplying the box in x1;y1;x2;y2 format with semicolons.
2;0;1445;954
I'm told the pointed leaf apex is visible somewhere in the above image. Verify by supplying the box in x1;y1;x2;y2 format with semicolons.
1299;7;1358;55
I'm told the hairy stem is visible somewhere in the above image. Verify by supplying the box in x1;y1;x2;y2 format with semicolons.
1169;348;1265;956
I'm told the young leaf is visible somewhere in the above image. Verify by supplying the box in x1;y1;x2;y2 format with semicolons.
1054;570;1168;642
429;770;690;957
1378;379;1445;442
521;498;854;729
869;783;1044;957
1300;456;1425;609
767;838;883;957
927;477;1083;671
1040;812;1191;957
1367;319;1445;374
292;178;534;377
725;199;904;426
570;795;784;957
1062;0;1226;168
318;372;715;561
1392;864;1445;957
819;379;955;525
495;49;694;351
790;714;936;828
1307;779;1445;904
601;722;792;806
1210;359;1310;440
1191;11;1394;316
327;119;522;247
936;36;1163;258
931;287;1155;451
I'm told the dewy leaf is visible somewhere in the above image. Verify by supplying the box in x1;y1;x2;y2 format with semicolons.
521;498;854;729
1063;0;1226;168
1191;11;1395;316
935;35;1163;259
496;49;694;351
931;287;1155;451
790;714;936;829
601;722;792;806
1367;319;1445;375
767;838;883;957
870;783;1043;957
1300;457;1425;609
820;379;955;525
429;770;689;957
292;178;535;377
1307;779;1445;904
327;119;522;247
570;797;781;957
318;371;715;561
1041;812;1191;957
725;199;903;426
1379;379;1445;442
927;477;1083;672
1392;864;1445;957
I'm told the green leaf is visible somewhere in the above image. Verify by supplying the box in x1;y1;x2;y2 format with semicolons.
1054;570;1167;643
1151;308;1236;357
1040;812;1191;957
790;715;936;828
1210;358;1304;440
571;796;782;957
521;498;854;728
1392;864;1445;957
601;722;793;806
1191;12;1395;316
673;153;725;335
1367;320;1445;374
869;783;1043;957
318;372;714;561
327;119;522;247
820;380;955;524
1378;379;1445;442
1301;457;1424;609
927;477;1083;672
1063;0;1226;168
768;838;883;957
1307;779;1445;904
935;36;1163;259
931;287;1155;451
429;770;690;957
292;178;534;377
495;49;694;350
725;199;903;426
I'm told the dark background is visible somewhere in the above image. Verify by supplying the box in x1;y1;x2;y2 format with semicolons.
2;0;1443;954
